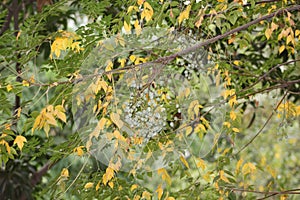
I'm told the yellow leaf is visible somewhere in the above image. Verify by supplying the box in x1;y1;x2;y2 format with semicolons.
219;170;230;183
188;100;200;119
108;181;114;188
16;107;22;118
61;168;69;178
1;140;11;154
180;154;190;168
156;184;163;200
45;113;57;126
178;5;191;25
266;165;276;178
142;191;151;200
6;84;13;92
223;121;231;128
232;127;240;133
16;31;21;40
105;61;113;80
242;162;256;175
203;171;211;182
286;34;293;45
22;80;30;87
185;126;193;136
110;113;124;129
230;110;237;121
102;167;114;185
127;6;138;13
124;20;131;33
118;58;126;67
73;146;85;156
134;20;142;36
195;123;206;133
270;22;278;31
113;130;126;143
157;168;171;185
56;111;66;123
84;182;94;189
129;55;136;62
141;2;153;22
278;45;285;54
233;60;240;66
195;8;205;28
43;123;50;137
133;195;141;200
137;0;144;6
235;158;243;174
222;89;235;99
229;95;237;107
32;114;42;132
166;198;175;200
228;35;235;44
98;118;107;130
96;181;101;191
265;28;272;40
196;158;206;170
295;30;300;36
13;135;27;151
131;184;139;191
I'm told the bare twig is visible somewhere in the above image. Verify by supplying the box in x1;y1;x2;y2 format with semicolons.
235;91;288;155
221;186;300;199
239;59;300;94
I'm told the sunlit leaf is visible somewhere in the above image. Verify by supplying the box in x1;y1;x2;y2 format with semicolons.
13;135;27;151
84;182;94;189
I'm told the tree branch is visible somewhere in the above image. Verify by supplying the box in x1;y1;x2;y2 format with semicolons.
203;0;281;18
30;162;55;186
0;4;13;36
235;91;288;155
222;187;300;199
21;5;300;89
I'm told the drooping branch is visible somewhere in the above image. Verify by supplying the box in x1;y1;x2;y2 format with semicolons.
158;4;300;62
19;4;300;88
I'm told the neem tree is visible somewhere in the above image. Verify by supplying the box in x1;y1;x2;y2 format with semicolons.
0;0;300;199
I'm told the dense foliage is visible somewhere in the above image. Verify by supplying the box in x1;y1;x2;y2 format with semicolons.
0;0;300;199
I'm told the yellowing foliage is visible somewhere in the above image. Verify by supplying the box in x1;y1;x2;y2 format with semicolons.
134;20;142;36
50;31;83;59
73;146;85;156
242;162;256;175
141;2;153;22
32;104;67;137
180;154;190;168
277;101;300;118
84;182;94;189
178;5;191;25
13;135;27;151
124;20;131;33
102;167;115;185
110;112;124;129
156;184;163;200
157;168;171;185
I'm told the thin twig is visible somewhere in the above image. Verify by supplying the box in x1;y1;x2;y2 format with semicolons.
235;91;288;155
